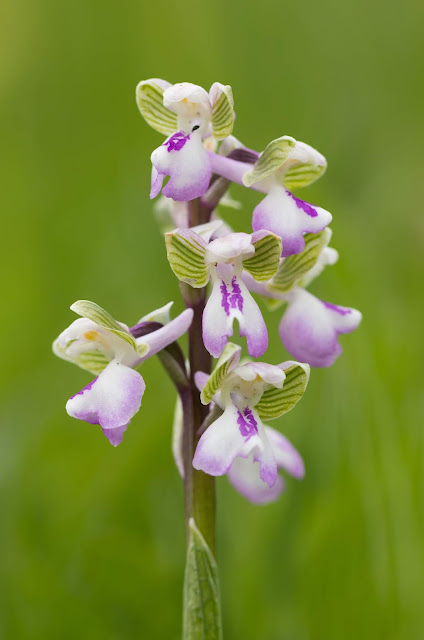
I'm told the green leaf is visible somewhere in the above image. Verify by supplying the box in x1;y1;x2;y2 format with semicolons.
182;518;223;640
210;83;234;141
256;362;310;420
268;230;330;294
165;230;209;288
243;136;296;187
70;300;137;351
284;160;326;191
243;232;282;282
201;342;241;405
136;79;178;135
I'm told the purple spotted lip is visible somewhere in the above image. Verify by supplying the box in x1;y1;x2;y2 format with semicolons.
237;407;258;441
163;131;190;152
220;277;244;316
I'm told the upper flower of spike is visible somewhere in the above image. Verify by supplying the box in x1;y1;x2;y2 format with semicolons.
136;79;235;202
192;343;309;496
165;224;282;357
53;300;193;445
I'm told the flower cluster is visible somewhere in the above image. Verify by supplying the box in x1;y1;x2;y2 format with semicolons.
53;78;361;505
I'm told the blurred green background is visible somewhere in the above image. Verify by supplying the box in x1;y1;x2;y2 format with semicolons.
1;0;423;638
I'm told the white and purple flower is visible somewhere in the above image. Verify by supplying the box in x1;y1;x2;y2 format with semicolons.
165;225;282;357
242;228;362;367
136;79;235;202
53;300;193;445
189;343;308;503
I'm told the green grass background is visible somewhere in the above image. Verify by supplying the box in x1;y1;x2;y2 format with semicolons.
1;0;423;638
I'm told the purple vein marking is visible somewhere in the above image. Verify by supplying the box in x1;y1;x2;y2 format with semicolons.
70;376;98;398
221;277;244;316
237;407;258;441
286;190;318;217
322;301;352;316
163;131;190;152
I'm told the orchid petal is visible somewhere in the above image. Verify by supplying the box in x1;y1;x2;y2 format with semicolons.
252;185;332;257
151;131;212;202
136;309;194;363
102;423;129;447
255;361;310;420
202;278;237;358
209;82;234;140
242;230;282;282
138;301;174;325
66;360;145;433
165;228;209;287
236;281;268;358
136;79;178;135
269;228;333;294
243;136;296;187
265;427;305;478
200;342;242;405
193;405;277;487
70;300;138;353
279;289;362;367
227;456;285;504
205;232;254;264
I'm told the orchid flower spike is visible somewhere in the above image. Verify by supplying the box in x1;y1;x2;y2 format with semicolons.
165;222;282;357
136;79;235;201
53;300;193;445
243;229;362;367
191;343;308;501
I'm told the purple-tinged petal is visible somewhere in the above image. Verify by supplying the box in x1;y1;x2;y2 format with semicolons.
66;360;145;430
227;457;285;504
264;427;305;478
135;308;193;364
202;278;235;357
193;404;277;487
236;362;286;387
237;281;268;358
279;289;362;367
252;185;332;257
150;130;212;202
102;423;129;447
150;166;165;199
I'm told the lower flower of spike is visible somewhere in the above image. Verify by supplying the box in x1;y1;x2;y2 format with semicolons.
53;300;193;445
190;344;309;501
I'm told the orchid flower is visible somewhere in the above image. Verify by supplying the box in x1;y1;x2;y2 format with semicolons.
190;343;308;500
136;79;235;201
53;300;193;445
208;135;332;256
165;223;282;357
172;391;304;504
243;228;362;366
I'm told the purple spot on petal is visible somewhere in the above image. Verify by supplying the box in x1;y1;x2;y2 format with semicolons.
220;280;230;316
237;407;258;441
322;301;352;316
286;190;318;217
229;277;244;312
163;131;190;152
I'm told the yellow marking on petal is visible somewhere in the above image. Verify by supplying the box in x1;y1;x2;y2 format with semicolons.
182;98;188;104
84;331;99;341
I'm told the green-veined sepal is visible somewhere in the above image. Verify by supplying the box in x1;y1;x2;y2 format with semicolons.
71;300;138;352
268;229;331;294
256;361;310;420
243;231;282;282
136;79;178;135
209;83;234;141
200;343;241;405
165;229;209;288
243;136;296;187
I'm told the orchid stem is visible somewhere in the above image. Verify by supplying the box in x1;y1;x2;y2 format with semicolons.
180;198;216;555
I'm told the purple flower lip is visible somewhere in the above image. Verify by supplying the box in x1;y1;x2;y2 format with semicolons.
322;301;352;316
286;190;318;217
163;131;190;152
